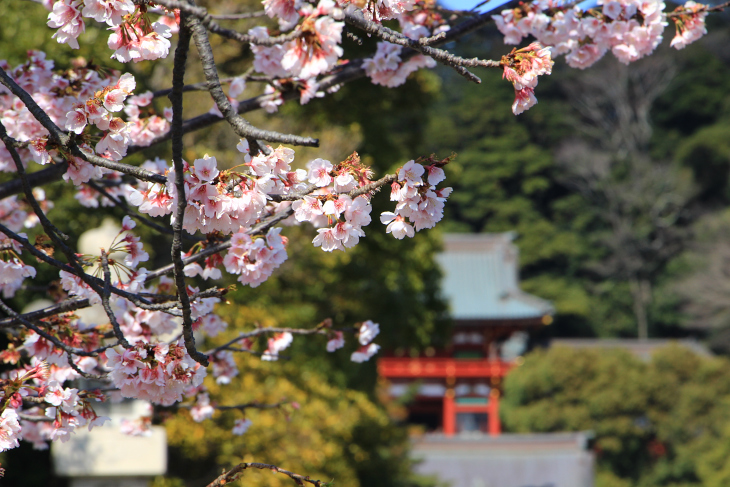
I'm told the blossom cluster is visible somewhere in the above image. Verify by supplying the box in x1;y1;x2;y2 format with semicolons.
43;381;109;442
224;228;289;287
129;143;308;236
0;52;107;172
363;42;437;88
249;0;343;81
669;1;708;50
64;72;171;169
105;341;207;406
124;91;171;146
0;258;36;299
381;159;451;239
0;52;169;197
0;363;109;451
493;0;688;69
262;332;294;361
290;154;375;251
0;191;49;298
47;0;173;62
501;42;554;115
351;320;381;362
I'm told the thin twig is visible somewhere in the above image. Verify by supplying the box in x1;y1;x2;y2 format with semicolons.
100;250;131;348
209;10;267;19
85;180;203;241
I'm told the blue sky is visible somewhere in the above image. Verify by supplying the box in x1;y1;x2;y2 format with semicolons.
439;0;691;12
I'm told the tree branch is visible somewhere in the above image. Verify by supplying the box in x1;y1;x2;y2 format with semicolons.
187;11;319;148
207;462;327;487
169;8;209;367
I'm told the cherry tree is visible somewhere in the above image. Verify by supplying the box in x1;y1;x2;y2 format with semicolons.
0;0;726;482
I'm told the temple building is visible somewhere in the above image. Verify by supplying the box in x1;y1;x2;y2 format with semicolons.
378;233;554;436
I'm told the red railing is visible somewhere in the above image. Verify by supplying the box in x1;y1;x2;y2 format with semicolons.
377;357;513;378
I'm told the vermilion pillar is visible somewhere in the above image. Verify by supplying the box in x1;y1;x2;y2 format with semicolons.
443;388;455;436
488;389;501;436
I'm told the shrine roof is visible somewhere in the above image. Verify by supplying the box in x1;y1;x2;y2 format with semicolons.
412;432;594;487
436;233;554;322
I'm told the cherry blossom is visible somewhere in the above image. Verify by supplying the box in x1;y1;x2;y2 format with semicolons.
670;1;708;49
190;393;215;422
278;5;344;79
501;42;553;115
381;157;452;237
262;332;294;361
82;0;134;26
351;343;380;363
47;0;85;49
108;17;172;63
358;320;380;346
493;0;668;69
364;42;436;88
223;228;289;287
1;0;719;466
0;409;21;452
232;418;253;435
211;351;239;385
105;342;207;406
263;0;301;30
326;331;345;352
0;259;36;298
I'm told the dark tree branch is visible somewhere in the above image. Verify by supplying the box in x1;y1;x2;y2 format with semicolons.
345;10;500;83
0;162;67;201
2;10;495;199
169;9;209;367
0;297;113;357
207;462;327;487
187;12;319;148
209;10;266;20
100;250;131;348
0;297;90;329
151;0;303;46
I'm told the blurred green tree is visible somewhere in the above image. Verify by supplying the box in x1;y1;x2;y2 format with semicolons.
502;345;730;487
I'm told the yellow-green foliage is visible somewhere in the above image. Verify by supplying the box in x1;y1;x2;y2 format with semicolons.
165;349;392;487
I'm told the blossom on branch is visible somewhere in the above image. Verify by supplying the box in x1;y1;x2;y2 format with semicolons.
493;0;670;68
501;42;553;115
105;342;207;406
670;1;708;49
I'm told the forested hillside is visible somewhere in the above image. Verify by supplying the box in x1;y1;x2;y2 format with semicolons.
422;20;730;344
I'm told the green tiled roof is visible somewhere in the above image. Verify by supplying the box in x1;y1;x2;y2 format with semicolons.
436;233;554;321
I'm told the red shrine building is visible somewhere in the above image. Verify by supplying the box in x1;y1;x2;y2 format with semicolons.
378;233;554;437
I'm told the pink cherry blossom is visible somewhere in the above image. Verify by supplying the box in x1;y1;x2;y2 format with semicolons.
211;351;239;385
307;158;334;187
351;343;380;363
190;393;215;422
326;331;345;352
358;320;380;346
380;212;414;239
232;418;252;435
192;154;220;182
82;0;134;26
262;332;293;361
47;0;85;49
105;342;206;405
223;228;288;287
0;409;21;452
